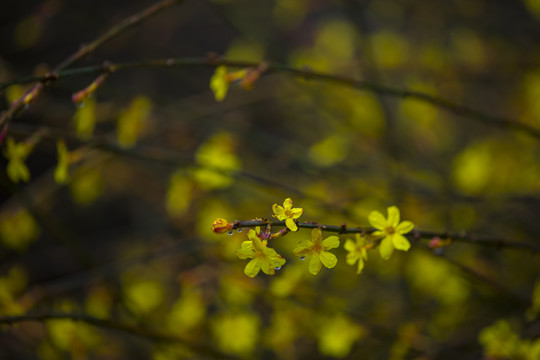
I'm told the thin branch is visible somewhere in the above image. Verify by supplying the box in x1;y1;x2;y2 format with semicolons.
0;312;235;359
230;219;540;253
8;122;306;198
0;0;185;134
2;56;539;141
8;123;539;253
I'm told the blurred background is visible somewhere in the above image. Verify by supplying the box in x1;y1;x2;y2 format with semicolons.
1;0;540;359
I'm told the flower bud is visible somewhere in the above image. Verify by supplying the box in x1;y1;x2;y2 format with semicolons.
428;237;452;249
211;218;233;233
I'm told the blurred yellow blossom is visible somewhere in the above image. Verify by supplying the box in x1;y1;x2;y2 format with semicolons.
369;206;414;260
54;140;70;184
210;66;229;101
3;137;31;183
272;198;303;231
236;229;286;277
344;234;370;274
293;228;340;275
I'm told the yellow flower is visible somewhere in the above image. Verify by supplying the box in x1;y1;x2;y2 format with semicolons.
210;66;229;102
211;218;233;234
293;228;339;275
368;206;414;260
236;229;286;277
54;140;70;184
272;198;304;232
344;234;369;274
3;137;31;183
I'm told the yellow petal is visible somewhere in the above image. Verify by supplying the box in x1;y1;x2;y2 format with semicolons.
379;236;394;260
210;66;229;102
272;204;285;220
346;252;359;265
355;233;366;246
286;218;298;232
54;163;69;184
308;255;322;275
283;198;293;210
320;251;338;269
290;207;304;218
368;210;387;230
322;236;340;250
248;229;264;251
396;221;414;234
392;234;411;251
361;247;368;261
7;160;30;183
344;239;356;252
236;241;255;259
311;228;322;245
387;206;400;227
356;258;365;274
260;260;275;275
244;258;261;277
293;239;313;256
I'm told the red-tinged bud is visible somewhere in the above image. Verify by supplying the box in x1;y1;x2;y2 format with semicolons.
211;218;233;234
72;73;109;104
22;86;41;105
428;237;452;249
240;62;269;90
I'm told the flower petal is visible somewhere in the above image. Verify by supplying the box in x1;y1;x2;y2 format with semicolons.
322;236;340;250
392;234;411;251
361;247;368;261
344;239;356;252
272;255;286;268
248;229;264;251
346;252;359;265
210;66;229;102
396;221;414;234
311;228;322;245
355;233;366;246
272;204;285;220
244;258;261;277
308;255;322;275
379;236;394;260
260;260;275;275
356;258;365;274
236;241;255;259
368;210;387;230
283;198;293;210
387;206;400;227
293;241;313;257
286;218;298;232
290;208;304;218
320;251;338;269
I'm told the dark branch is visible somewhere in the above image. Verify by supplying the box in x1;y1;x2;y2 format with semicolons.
0;0;185;135
231;220;540;253
2;56;539;141
0;312;235;359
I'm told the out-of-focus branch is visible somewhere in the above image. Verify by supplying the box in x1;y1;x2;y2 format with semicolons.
0;312;235;359
0;0;185;134
2;56;539;141
8;123;539;253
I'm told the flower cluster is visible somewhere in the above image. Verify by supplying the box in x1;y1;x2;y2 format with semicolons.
236;229;286;278
212;198;415;277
